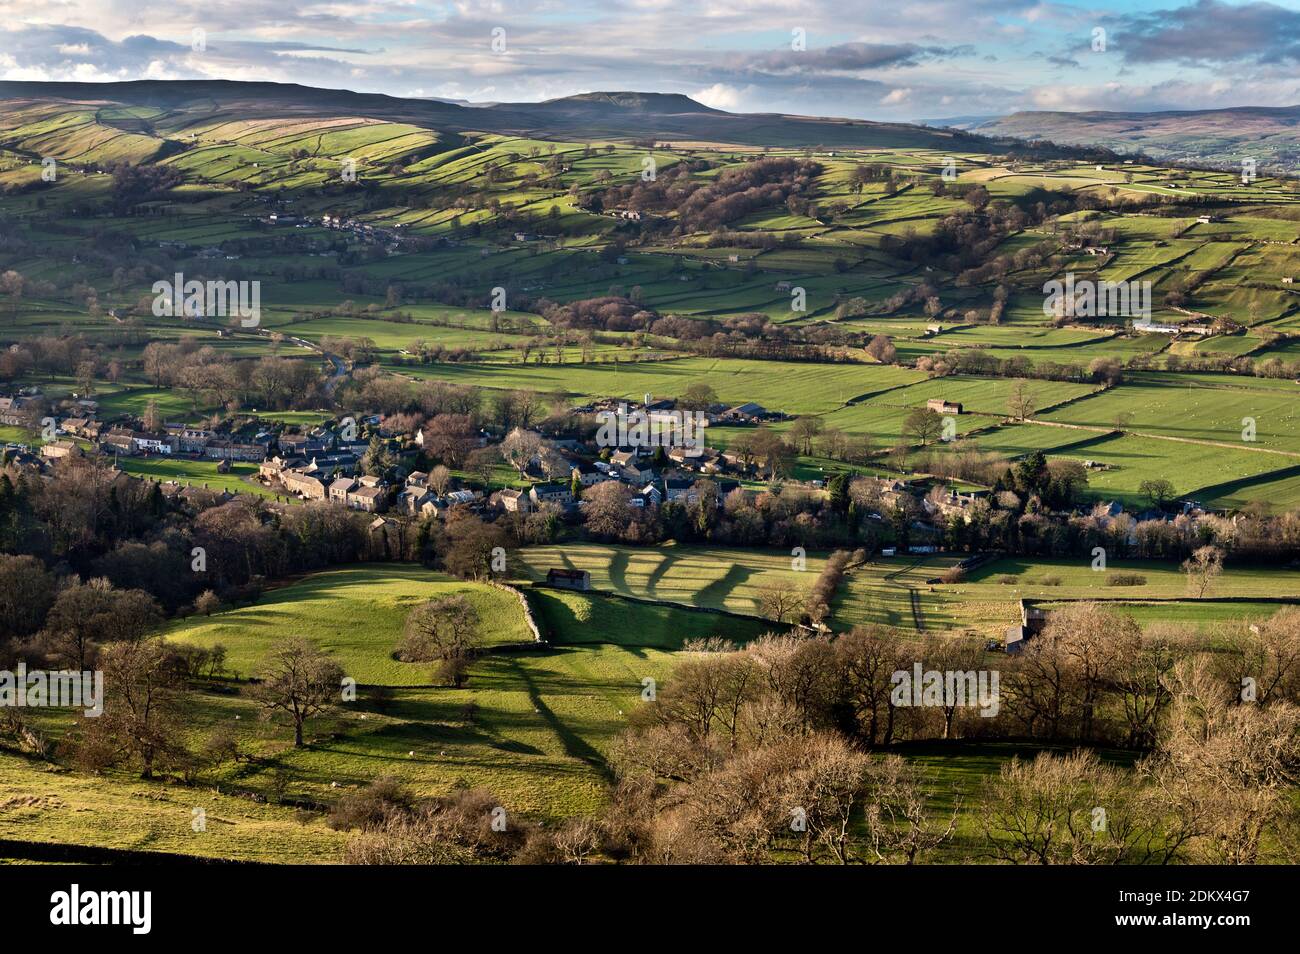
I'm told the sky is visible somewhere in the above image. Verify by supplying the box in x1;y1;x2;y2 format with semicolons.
1;0;1298;121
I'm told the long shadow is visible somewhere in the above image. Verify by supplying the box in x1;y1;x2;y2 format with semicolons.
607;548;631;594
1191;461;1300;504
502;655;611;780
643;550;677;596
695;563;755;611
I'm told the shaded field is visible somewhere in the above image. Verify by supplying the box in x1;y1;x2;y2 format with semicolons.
527;586;770;649
514;543;823;617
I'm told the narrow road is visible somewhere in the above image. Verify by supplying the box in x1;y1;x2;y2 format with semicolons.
251;328;350;396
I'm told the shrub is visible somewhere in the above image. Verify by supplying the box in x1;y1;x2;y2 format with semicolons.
1106;572;1146;587
195;589;221;616
329;776;416;831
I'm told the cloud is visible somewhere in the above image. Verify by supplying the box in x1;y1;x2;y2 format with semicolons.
1114;0;1300;66
732;41;972;76
691;83;750;110
0;2;1295;122
1025;75;1300;112
1046;55;1081;69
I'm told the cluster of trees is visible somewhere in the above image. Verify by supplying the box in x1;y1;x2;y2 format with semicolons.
540;295;656;333
0;453;518;648
601;606;1300;864
105;161;185;209
63;634;345;778
338;603;1300;865
578;478;871;551
337;782;547;864
389;342;479;365
585;157;821;234
915;348;1125;386
513;446;1293;561
1162;348;1300;382
0;333;107;386
142;343;326;412
878;201;1040;275
992;450;1090;511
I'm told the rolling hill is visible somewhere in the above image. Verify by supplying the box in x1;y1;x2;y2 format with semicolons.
974;105;1300;173
0;79;1004;152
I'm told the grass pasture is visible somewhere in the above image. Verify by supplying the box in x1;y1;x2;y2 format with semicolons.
0;752;348;863
169;564;536;683
513;543;823;618
117;457;278;498
835;556;1300;636
1041;378;1300;453
527;586;769;649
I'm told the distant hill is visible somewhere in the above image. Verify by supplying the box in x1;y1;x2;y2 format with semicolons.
0;79;1002;152
974;105;1300;173
920;115;1004;130
526;91;722;114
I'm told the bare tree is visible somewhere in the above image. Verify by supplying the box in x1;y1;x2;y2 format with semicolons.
1007;380;1035;421
981;750;1162;864
252;637;345;747
788;416;823;456
1147;658;1300;864
860;753;959;864
679;382;718;411
79;636;190;779
400;595;481;687
756;582;805;624
1182;545;1224;598
428;464;453;497
500;428;543;476
903;407;943;446
835;625;911;746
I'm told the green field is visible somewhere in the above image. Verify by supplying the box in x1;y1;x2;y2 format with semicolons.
397;357;922;414
1048;432;1299;507
117;457;278;498
169;564;537;682
0;750;349;863
899;557;1300;635
527;586;770;649
9;565;686;853
1039;378;1300;453
514;543;826;617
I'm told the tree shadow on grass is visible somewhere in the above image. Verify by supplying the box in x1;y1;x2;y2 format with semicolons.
695;563;754;611
608;547;631;594
501;657;611;781
644;550;677;596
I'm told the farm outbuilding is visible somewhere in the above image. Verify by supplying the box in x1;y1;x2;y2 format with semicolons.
546;568;591;591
